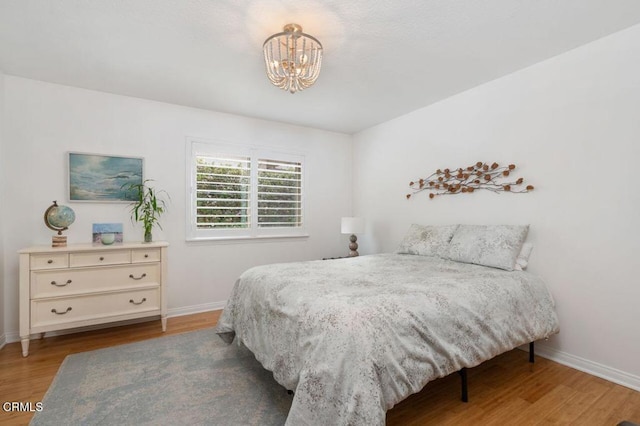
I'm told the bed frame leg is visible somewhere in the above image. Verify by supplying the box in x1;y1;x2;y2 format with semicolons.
455;343;532;404
458;368;468;402
529;342;535;363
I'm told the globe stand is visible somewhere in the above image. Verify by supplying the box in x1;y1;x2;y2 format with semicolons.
52;234;67;248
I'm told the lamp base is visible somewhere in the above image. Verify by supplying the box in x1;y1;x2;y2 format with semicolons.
348;234;359;257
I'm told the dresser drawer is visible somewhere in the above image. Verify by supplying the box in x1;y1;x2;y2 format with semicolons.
31;264;160;299
31;288;160;329
132;248;161;263
30;253;69;270
70;250;131;267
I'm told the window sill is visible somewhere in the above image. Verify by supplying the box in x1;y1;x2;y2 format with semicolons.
186;234;310;244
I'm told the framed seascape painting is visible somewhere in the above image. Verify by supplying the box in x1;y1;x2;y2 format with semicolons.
68;152;144;202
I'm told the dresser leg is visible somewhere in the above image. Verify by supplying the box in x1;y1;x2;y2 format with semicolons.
21;338;30;357
161;316;167;332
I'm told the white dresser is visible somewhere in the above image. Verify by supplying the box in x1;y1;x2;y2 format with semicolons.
19;241;168;356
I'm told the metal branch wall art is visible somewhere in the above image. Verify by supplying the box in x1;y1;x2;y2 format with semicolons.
406;162;534;200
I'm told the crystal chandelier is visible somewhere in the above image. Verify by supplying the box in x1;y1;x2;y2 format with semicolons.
263;24;323;94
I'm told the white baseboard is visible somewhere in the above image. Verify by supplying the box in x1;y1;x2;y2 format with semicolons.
5;331;20;344
167;301;226;318
2;301;228;345
525;342;640;392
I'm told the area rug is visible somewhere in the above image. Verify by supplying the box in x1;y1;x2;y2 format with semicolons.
30;329;292;425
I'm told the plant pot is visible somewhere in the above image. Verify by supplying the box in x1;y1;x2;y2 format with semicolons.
144;231;152;243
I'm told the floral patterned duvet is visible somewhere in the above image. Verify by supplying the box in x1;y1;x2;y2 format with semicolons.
215;254;560;425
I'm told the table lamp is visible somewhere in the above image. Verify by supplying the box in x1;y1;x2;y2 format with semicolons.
341;217;365;257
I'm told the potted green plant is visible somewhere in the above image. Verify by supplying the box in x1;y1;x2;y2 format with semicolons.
124;180;169;243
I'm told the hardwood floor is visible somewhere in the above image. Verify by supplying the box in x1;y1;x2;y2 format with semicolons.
1;311;638;425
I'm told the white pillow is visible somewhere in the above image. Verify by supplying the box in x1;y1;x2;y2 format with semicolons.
396;224;459;257
445;225;529;271
514;242;534;271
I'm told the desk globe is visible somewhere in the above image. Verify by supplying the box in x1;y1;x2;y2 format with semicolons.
44;201;76;247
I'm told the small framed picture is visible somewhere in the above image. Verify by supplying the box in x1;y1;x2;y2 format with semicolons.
92;223;124;245
68;152;144;202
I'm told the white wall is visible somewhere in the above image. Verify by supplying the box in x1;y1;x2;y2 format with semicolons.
353;24;640;387
1;76;352;337
0;70;5;347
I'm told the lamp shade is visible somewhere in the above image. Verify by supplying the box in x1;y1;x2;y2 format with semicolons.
341;217;364;235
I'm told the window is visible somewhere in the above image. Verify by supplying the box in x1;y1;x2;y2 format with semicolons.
187;139;306;240
256;158;303;228
195;154;251;230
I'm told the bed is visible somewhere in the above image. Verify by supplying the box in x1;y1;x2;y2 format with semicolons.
215;225;560;425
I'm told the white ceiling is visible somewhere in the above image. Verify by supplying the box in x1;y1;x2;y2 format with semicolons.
2;1;640;134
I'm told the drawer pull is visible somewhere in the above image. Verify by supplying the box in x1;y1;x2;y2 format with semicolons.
47;259;53;264
129;273;147;280
51;307;72;315
144;254;149;258
129;298;147;305
50;279;72;287
99;256;105;261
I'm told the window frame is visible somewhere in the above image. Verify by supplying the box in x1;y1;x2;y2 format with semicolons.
186;138;307;241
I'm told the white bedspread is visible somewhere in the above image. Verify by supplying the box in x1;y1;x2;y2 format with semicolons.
216;254;559;425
